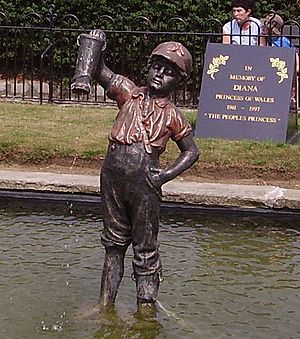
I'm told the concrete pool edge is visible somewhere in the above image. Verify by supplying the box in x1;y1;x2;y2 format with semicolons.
0;169;300;214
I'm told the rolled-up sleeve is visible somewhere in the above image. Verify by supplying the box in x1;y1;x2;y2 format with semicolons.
107;75;136;108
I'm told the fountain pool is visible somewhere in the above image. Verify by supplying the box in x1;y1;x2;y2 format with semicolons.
1;199;299;338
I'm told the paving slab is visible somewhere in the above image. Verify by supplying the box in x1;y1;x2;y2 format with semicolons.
0;169;300;212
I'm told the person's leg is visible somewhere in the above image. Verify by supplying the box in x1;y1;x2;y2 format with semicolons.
134;273;161;320
130;180;162;307
135;272;161;305
99;246;127;308
99;159;131;308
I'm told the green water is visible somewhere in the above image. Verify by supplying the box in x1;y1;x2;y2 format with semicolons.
0;200;299;338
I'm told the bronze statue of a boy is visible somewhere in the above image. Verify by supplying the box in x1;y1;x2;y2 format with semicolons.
71;30;199;312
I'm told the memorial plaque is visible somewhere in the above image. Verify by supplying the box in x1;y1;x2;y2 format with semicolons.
195;43;296;142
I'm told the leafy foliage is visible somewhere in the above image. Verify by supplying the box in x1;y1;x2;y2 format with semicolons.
0;1;298;106
0;0;298;29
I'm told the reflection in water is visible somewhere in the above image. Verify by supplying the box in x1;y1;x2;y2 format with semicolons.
93;305;163;339
0;199;300;338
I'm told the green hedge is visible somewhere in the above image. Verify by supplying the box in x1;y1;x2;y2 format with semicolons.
0;0;299;29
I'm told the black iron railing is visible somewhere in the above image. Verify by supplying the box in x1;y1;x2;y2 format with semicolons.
0;5;299;108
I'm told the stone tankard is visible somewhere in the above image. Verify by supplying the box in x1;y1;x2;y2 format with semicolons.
71;30;106;95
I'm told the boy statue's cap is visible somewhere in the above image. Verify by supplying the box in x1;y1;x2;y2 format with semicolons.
263;14;284;36
231;0;254;10
150;41;192;76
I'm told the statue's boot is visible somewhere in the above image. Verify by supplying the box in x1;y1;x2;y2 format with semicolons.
135;273;160;318
99;247;126;309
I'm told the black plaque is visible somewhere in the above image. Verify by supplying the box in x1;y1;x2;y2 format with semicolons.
195;43;296;142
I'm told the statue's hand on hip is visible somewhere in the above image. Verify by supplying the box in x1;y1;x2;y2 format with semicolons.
147;167;167;190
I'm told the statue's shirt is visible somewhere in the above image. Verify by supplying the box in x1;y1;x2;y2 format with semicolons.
107;75;192;154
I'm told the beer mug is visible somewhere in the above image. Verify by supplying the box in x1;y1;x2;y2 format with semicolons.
71;30;106;95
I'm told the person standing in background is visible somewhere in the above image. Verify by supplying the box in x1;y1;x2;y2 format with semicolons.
262;13;300;112
223;0;266;46
262;13;299;74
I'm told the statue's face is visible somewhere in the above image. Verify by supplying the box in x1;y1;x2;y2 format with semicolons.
147;59;181;96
